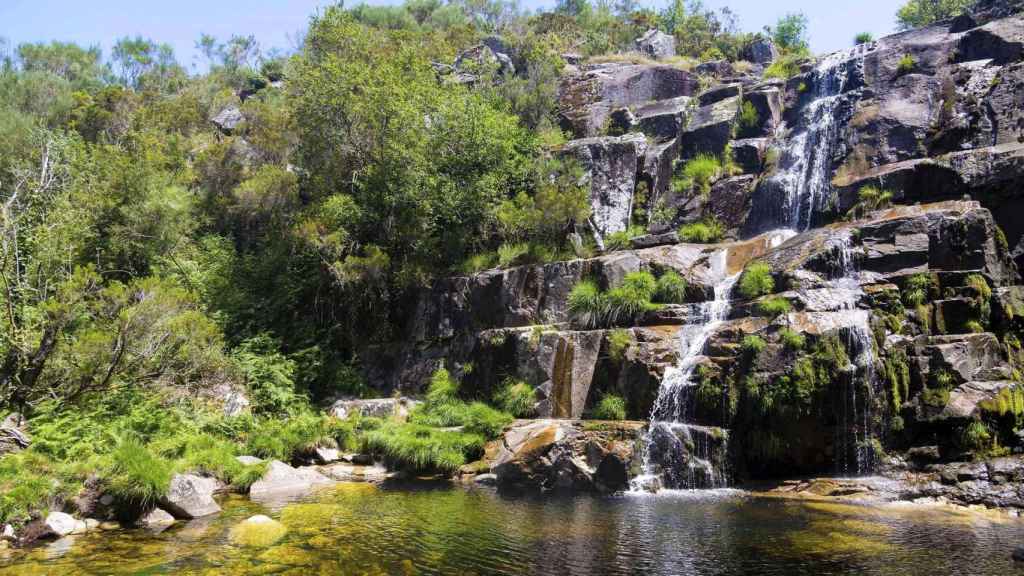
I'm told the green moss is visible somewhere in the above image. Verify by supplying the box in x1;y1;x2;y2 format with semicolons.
592;394;626;420
230;516;288;547
739;262;775;299
902;273;934;306
884;350;911;412
921;388;950;408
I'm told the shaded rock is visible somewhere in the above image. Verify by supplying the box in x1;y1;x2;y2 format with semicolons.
563;133;646;238
312;447;340;464
221;389;250;417
473;473;498;485
955;15;1024;64
211;106;243;134
632;96;692;140
635;30;676;60
1014;546;1024;562
743;36;778;64
704;175;756;232
162;473;222;519
533;331;603;418
697;83;741;106
695;60;733;77
330;397;419;420
680;95;740;159
730;139;765;174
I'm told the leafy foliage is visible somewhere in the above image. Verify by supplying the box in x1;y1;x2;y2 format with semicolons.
739;262;774;299
678;218;725;243
592;394;626;420
896;0;972;30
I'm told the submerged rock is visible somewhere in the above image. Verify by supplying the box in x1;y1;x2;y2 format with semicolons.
138;508;176;532
249;460;333;500
230;515;287;547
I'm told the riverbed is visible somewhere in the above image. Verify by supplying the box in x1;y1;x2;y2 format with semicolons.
2;482;1023;575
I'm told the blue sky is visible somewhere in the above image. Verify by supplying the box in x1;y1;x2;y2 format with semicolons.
1;0;899;70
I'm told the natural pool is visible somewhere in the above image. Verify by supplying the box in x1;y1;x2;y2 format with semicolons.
2;482;1023;575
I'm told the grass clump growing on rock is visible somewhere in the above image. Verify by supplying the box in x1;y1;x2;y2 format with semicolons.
568;280;607;329
901;273;935;307
896;54;916;75
107;438;174;509
493;379;536;418
854;32;874;45
653;271;687;304
593;394;627;420
850;186;893;219
676;154;721;198
568;272;661;328
742;335;767;356
738;100;759;132
678;218;725;244
757;297;792;318
363;422;484;473
739;262;775;299
607;329;633;362
779;328;806;351
604;225;645;252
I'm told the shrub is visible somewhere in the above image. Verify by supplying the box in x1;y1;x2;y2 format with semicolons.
608;328;633;362
763;54;802;79
568;280;607;329
677;154;721;198
678;218;724;243
497;242;530;268
107;438;173;509
957;420;992;452
462;402;513;439
0;452;71;524
653;271;687;304
742;335;767;356
854;32;874;45
779;328;806;351
593;394;627;420
494;379;536;418
606;274;659;325
897;54;916;74
739;262;774;299
757;297;792;318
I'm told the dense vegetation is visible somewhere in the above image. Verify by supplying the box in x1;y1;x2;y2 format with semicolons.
0;0;990;526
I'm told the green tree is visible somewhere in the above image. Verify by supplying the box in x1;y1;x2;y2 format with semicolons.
771;13;809;53
896;0;972;30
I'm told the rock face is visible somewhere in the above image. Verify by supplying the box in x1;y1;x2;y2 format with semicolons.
0;413;30;455
491;419;643;492
559;63;699;138
162;474;223;519
635;30;676;60
564;134;646;239
743;36;778;64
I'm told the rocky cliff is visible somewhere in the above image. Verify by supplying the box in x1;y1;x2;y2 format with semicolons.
362;3;1024;500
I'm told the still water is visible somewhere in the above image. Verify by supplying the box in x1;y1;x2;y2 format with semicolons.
2;482;1023;575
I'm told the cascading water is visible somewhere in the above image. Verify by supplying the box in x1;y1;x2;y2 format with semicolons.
824;232;880;476
631;249;739;491
748;44;873;234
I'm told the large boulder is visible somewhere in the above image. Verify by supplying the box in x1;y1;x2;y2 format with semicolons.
635;30;676;60
563;133;646;239
248;460;333;499
162;473;223;519
211;106;243;135
532;331;603;418
491;419;642;492
559;63;699;138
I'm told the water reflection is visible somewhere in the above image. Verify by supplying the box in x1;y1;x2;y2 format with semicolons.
1;484;1023;576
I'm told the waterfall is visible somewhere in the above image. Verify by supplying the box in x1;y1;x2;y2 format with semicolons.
632;249;739;492
825;232;880;476
749;44;872;234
